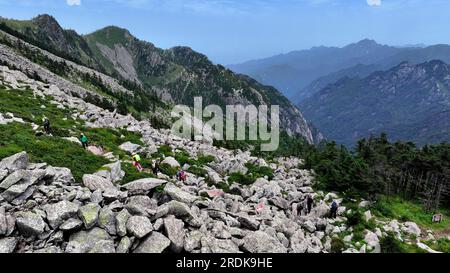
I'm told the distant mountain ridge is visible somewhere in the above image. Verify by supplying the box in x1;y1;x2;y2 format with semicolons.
299;60;450;147
0;14;317;143
228;39;450;102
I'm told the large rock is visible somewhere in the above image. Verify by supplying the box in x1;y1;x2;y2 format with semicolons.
65;228;114;253
82;174;115;192
0;237;17;253
0;170;30;190
126;216;153;238
78;203;100;229
164;215;185;253
237;214;260;231
163;183;198;204
15;211;45;237
242;231;287;253
94;161;125;183
98;207;116;235
121;178;167;195
126;195;157;216
119;142;141;154
116;236;132;253
153;200;197;223
133;232;171;253
0;152;28;172
161;157;180;168
115;209;131;237
201;236;240;253
0;206;8;235
364;230;380;253
60;218;83;231
402;222;421;237
44;200;79;228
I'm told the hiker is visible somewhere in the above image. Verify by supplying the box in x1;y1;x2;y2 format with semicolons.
176;170;182;181
43;117;51;134
330;201;338;219
180;170;187;182
132;153;143;172
306;194;314;214
152;160;160;175
80;134;88;149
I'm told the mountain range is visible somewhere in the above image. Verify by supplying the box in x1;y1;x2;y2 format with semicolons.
228;39;450;103
299;60;450;147
0;14;317;143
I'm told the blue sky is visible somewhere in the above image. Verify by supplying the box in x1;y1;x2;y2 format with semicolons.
0;0;450;64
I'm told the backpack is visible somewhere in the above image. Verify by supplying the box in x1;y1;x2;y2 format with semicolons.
331;202;338;210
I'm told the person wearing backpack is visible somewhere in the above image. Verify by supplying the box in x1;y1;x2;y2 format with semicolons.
43;117;51;134
132;153;143;172
330;201;338;219
80;134;89;149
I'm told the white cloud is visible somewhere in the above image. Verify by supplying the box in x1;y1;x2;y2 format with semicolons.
367;0;381;6
67;0;81;6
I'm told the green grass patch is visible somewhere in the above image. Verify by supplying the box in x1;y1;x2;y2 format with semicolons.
81;127;143;158
424;238;450;253
0;122;108;182
119;162;156;185
372;196;450;232
380;233;427;253
0;87;81;137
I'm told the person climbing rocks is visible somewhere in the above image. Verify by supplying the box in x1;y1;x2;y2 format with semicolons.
180;170;187;182
152;159;160;175
43;116;51;134
132;153;143;172
330;200;338;219
306;194;314;214
80;134;88;149
176;169;182;181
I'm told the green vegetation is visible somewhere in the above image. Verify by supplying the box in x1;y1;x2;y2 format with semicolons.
159;163;177;177
0;87;81;137
330;237;346;253
424;238;450;253
119;162;156;185
372;196;450;232
0;122;108;181
82;127;143;158
380;233;427;253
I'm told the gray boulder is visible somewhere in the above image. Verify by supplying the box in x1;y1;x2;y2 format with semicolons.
44;200;79;229
163;183;198;204
78;203;101;229
94;161;125;183
242;231;287;253
164;215;185;253
126;215;153;238
125;195;157;216
60;218;83;231
133;232;171;253
161;157;180;168
82;174;115;192
0;152;28;172
119;142;141;154
15;211;45;237
116;236;132;253
115;209;131;237
0;237;17;253
65;228;112;253
121;178;167;196
98;207;116;235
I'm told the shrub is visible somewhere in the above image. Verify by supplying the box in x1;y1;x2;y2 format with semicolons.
159;163;177;176
331;237;346;253
120;162;156;185
158;145;174;157
228;172;256;185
